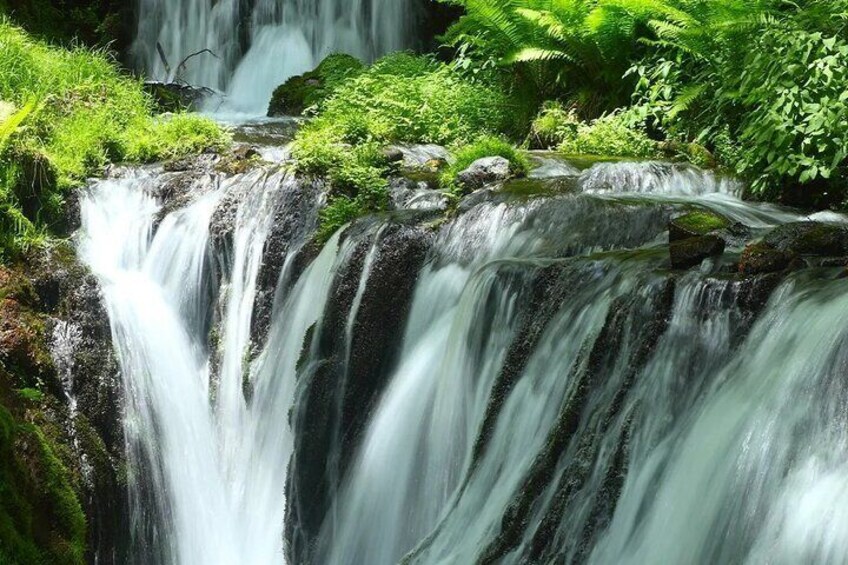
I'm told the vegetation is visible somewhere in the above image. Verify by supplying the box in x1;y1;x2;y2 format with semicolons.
0;0;128;47
439;0;848;204
268;54;365;116
441;135;531;192
285;0;848;237
291;52;517;240
0;20;227;260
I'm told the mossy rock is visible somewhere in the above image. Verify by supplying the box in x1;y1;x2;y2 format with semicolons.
268;54;364;117
761;222;848;256
738;222;848;275
669;210;731;242
0;402;86;565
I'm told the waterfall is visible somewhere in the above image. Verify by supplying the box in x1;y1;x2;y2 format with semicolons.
131;0;418;112
78;152;848;564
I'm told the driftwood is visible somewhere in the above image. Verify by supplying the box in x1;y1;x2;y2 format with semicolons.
155;42;220;82
156;42;172;76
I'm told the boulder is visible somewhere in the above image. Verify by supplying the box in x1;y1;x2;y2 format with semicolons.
669;235;726;269
738;242;795;275
456;156;512;191
737;222;848;275
761;221;848;256
388;144;452;173
381;147;404;165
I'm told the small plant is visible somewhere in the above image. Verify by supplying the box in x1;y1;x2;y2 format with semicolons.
293;53;517;242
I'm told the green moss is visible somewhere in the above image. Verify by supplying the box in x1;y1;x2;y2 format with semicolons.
268;54;364;116
675;211;730;234
0;403;86;565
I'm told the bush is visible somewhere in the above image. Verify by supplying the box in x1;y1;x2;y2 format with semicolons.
441;135;530;192
559;110;659;159
528;102;579;149
0;21;227;260
735;28;848;194
313;53;514;146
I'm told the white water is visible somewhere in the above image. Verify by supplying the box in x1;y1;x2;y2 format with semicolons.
78;166;331;563
132;0;418;113
78;153;848;564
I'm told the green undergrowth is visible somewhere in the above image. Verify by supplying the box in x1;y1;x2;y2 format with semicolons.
292;52;520;242
530;103;659;159
443;0;848;207
0;20;228;261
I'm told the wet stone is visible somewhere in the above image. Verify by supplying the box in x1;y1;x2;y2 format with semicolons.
670;235;726;269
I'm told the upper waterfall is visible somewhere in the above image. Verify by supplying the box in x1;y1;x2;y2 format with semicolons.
131;0;419;113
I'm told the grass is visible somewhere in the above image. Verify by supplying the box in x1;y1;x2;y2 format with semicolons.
0;20;228;261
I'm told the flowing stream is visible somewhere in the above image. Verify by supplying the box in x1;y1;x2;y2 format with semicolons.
131;0;418;112
78;147;848;563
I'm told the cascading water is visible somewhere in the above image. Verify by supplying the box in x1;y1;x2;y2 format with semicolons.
79;146;848;564
131;0;418;112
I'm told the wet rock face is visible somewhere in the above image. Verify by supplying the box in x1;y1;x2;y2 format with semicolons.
286;223;434;564
388;177;448;212
761;221;848;256
670;235;726;269
249;176;324;349
0;244;129;564
476;275;677;565
739;242;795;275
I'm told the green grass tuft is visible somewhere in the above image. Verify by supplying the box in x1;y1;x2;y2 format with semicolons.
441;135;530;193
0;20;227;261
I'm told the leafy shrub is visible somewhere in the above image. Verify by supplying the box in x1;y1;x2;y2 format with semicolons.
314;53;514;146
0;20;226;260
559;110;659;158
628;0;848;199
441;135;530;192
736;28;848;193
528;101;579;149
